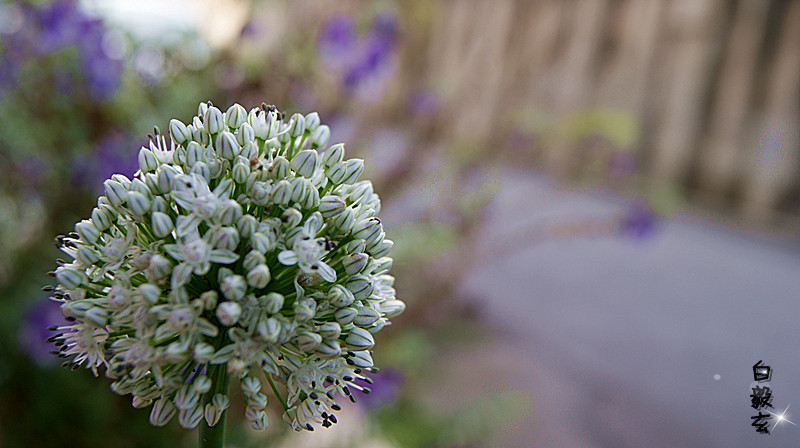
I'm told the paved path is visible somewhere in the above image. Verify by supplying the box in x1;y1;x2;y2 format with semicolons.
459;168;800;447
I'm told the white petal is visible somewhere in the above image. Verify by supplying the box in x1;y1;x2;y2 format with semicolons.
315;261;337;283
277;250;298;265
209;249;239;264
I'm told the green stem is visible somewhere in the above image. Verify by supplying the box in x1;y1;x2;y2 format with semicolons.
199;363;230;448
266;374;289;411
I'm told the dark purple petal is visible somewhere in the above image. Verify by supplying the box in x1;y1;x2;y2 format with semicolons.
18;298;69;366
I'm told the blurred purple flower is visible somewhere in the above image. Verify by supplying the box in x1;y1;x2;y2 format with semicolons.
354;368;403;411
70;133;140;191
609;152;636;180
0;0;122;100
18;298;68;366
408;89;440;119
318;11;398;95
619;199;657;240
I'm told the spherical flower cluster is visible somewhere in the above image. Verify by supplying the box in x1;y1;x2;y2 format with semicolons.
48;101;404;432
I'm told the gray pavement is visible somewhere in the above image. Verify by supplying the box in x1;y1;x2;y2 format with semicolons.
459;168;800;447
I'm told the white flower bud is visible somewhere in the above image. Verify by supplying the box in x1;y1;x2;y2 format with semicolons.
246;264;271;288
56;267;85;290
352;217;382;242
348;350;374;368
178;405;204;429
84;306;108;327
327;284;355;308
271;180;292;205
76;245;100;265
216;301;242;326
380;299;405;318
185;141;204;167
250;232;275;254
147;254;172;282
138;283;161;304
354;306;381;326
220;275;246;301
127;191;151;216
317;322;341;340
90;205;115;231
204;105;225;134
226;103;247;129
341;158;364;185
268;156;290;179
174;384;200;411
111;174;132;188
322;143;344;167
369;239;393;258
138;147;159;173
365;230;385;250
169;118;191;145
215;200;242;226
150;397;177;427
75;220;100;244
211;227;240;251
309;124;330;149
236;251;261;272
257;317;281;342
326;161;347;184
291;150;318;178
293;299;315;322
232;160;250;184
294;331;322;352
241;376;261;396
346;274;375;300
263;292;284;314
104;179;128;207
334;307;357;326
215;131;239;160
157;165;178;193
319;195;345;219
194;342;215;362
342;253;369;275
288;113;305;137
235;215;257;240
316;340;342;359
248;409;269;430
198;101;209;116
345;239;366;253
235;121;254;144
332;206;355;234
304;112;320;131
344;327;375;351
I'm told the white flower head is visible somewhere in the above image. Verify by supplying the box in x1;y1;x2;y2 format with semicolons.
48;102;403;432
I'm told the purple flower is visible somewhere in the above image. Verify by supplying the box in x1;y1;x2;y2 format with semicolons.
70;133;140;191
18;298;69;366
354;368;403;411
318;11;398;95
33;0;87;54
619;199;657;240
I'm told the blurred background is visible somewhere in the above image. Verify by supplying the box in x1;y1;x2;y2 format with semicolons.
1;0;799;446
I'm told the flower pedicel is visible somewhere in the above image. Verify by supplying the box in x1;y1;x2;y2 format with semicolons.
47;102;404;434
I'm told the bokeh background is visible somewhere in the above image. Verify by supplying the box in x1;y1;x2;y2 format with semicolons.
1;0;799;447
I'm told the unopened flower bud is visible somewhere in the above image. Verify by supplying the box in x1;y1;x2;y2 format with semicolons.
204;105;224;134
56;267;85;290
322;143;344;167
147;254;172;282
220;275;246;301
332;206;355;233
246;264;271;288
295;331;322;352
268;156;290;179
346;274;375;300
169;119;191;145
319;195;345;219
352;217;382;242
150;397;177;427
216;301;242;326
315;340;342;359
334;307;357;326
288;113;305;137
211;227;240;251
226;103;247;129
127;191;151;216
236;215;258;239
75;220;100;244
327;284;355;308
341;159;364;185
348;350;374;368
216;131;239;160
104;179;128;207
90;205;115;231
369;239;393;258
84;306;108;327
263;292;284;314
317;322;342;340
344;327;375;351
354;306;381;326
194;342;215;362
232;160;250;184
178;406;204;429
304;112;320;131
291;150;318;178
138;147;159;173
271;180;292;205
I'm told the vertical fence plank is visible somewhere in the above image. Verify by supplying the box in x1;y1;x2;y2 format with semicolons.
742;1;800;220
